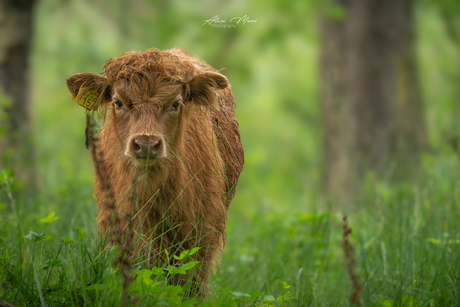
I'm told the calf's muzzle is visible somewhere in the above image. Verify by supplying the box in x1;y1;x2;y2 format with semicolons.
130;135;164;159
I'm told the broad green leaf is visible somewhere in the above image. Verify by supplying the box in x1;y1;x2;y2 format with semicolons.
173;247;201;260
180;261;199;271
40;211;59;224
135;269;154;285
166;266;181;275
151;266;165;275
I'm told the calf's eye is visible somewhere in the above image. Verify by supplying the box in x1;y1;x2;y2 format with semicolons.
171;101;180;111
115;100;123;109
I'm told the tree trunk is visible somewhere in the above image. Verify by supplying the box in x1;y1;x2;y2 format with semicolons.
346;0;400;179
0;0;37;194
319;0;354;201
320;0;427;203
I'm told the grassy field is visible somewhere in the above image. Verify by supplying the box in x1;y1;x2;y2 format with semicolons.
2;153;460;306
1;1;460;306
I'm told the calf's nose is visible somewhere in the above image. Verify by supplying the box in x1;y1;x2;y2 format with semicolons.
131;135;163;159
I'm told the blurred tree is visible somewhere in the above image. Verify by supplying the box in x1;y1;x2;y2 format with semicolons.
320;0;427;203
429;0;460;151
320;1;352;200
0;0;38;194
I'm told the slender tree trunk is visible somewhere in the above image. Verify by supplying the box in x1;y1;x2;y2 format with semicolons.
0;0;37;194
319;0;353;201
346;0;400;177
320;0;427;203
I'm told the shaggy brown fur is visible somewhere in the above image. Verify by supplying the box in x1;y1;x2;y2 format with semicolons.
66;48;244;295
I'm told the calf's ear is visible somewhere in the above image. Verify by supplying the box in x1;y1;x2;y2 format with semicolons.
66;73;109;111
185;72;229;109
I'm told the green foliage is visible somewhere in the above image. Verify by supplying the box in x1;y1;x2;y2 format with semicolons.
3;156;460;305
174;247;201;261
39;211;60;224
23;231;52;242
166;261;199;275
1;0;460;306
80;248;202;305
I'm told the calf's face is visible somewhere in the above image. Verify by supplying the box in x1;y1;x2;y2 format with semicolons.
66;63;229;172
110;79;185;166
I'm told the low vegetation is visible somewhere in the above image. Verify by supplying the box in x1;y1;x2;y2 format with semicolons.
1;151;460;306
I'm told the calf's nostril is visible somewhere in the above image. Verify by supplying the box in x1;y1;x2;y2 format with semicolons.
152;141;161;153
133;141;141;152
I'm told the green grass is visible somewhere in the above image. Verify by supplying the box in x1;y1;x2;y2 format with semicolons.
1;1;460;306
1;152;460;306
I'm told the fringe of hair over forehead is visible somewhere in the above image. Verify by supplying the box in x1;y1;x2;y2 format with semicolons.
102;49;196;84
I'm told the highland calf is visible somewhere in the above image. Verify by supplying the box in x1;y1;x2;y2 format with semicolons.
66;48;244;294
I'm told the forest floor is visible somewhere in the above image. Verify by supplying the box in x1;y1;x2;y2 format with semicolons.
1;152;460;306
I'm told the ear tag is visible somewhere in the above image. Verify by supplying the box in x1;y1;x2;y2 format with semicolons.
72;87;99;110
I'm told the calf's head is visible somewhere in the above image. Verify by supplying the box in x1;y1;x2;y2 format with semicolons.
66;49;228;171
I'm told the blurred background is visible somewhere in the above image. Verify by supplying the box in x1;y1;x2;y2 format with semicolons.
0;0;459;238
1;0;460;303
